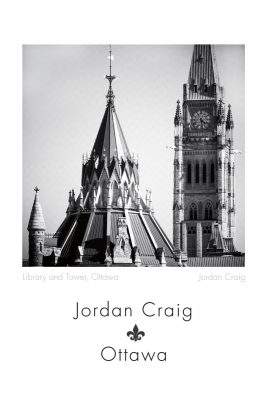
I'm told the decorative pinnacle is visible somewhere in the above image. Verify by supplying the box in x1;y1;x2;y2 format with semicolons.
34;186;39;193
174;100;182;126
226;104;234;130
217;98;225;124
105;45;116;103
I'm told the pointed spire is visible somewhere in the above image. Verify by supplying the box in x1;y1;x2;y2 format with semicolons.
149;190;152;209
174;100;182;126
226;104;234;130
67;190;72;214
105;45;116;104
27;187;46;231
81;45;138;187
188;45;220;87
71;189;75;208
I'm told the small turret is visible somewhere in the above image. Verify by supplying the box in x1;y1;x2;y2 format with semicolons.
27;187;46;266
174;100;182;126
226;104;234;130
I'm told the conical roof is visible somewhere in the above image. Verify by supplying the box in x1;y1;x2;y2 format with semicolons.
27;187;46;231
92;100;131;162
188;44;220;86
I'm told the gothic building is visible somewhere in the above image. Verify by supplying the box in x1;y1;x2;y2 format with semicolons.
173;45;244;265
27;48;176;267
26;45;244;267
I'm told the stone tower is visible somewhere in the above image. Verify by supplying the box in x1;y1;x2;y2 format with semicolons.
27;187;46;266
173;45;236;260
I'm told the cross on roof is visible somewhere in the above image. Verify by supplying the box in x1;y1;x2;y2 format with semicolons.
34;186;39;192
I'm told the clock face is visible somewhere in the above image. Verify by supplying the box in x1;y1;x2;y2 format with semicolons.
191;110;211;130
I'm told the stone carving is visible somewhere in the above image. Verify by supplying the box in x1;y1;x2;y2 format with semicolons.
113;217;132;264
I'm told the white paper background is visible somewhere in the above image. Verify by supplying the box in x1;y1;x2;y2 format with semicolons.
21;268;248;400
1;1;267;399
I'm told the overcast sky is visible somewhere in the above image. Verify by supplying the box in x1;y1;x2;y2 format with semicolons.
23;45;245;258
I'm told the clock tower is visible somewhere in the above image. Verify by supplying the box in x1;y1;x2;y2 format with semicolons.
173;45;236;263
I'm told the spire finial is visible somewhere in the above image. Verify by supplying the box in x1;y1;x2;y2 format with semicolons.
34;186;39;193
105;45;116;103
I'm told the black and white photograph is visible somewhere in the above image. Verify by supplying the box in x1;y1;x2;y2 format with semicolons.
23;44;245;267
5;1;266;400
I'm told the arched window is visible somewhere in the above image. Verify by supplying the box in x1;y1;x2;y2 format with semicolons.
210;162;215;184
205;202;213;220
112;181;119;206
203;163;207;183
195;163;200;183
189;203;198;220
187;163;192;184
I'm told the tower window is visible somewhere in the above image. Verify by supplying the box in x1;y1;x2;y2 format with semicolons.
189;203;198;220
203;163;207;183
194;84;198;93
210;163;215;184
195;163;199;183
187;163;192;184
205;202;213;220
204;85;208;92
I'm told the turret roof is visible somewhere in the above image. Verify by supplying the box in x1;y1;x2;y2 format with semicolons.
27;187;46;231
91;100;131;162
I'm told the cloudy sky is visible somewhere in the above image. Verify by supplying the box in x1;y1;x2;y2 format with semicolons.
23;45;245;258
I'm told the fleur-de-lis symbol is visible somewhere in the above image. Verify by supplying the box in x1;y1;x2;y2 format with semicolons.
127;324;145;342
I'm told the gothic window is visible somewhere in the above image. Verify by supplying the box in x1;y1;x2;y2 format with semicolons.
112;181;119;206
189;203;197;220
204;85;208;92
203;162;207;183
188;226;196;234
204;202;213;220
187;163;192;184
210;162;215;183
195;163;200;183
194;84;198;93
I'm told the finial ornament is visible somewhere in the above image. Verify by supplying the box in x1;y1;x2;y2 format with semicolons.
34;186;39;193
105;45;116;103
